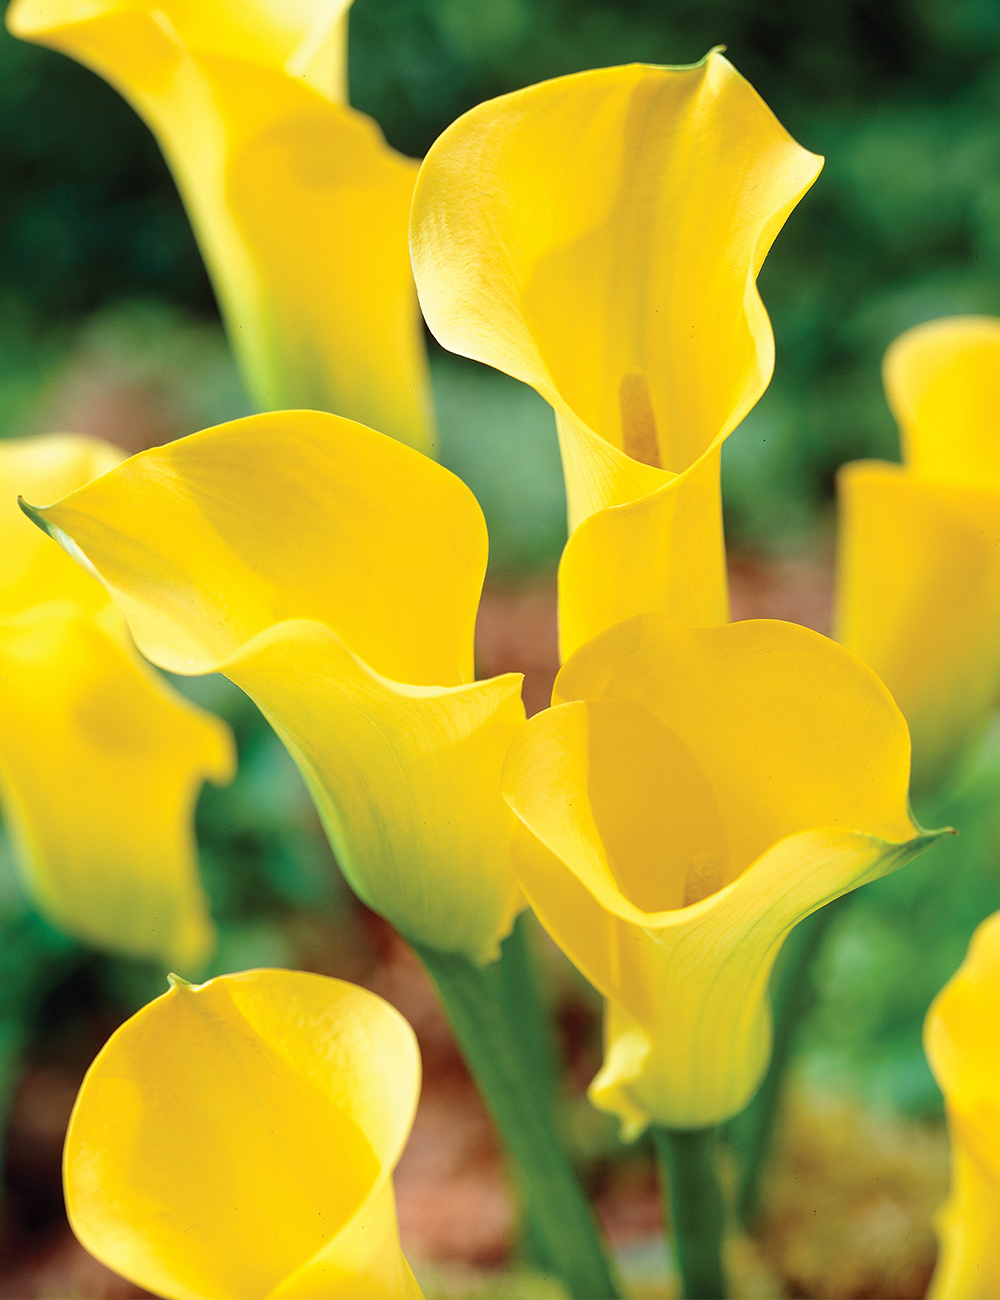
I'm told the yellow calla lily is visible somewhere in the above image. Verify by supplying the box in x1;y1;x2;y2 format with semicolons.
65;968;422;1300
410;52;822;659
924;909;1000;1300
503;614;943;1132
0;434;233;968
7;0;434;454
836;316;1000;796
24;410;526;964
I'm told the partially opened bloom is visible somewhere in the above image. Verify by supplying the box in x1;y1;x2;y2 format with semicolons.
66;968;422;1299
411;52;822;659
836;316;1000;796
7;0;434;453
24;410;525;964
924;910;1000;1299
0;434;233;968
504;615;943;1132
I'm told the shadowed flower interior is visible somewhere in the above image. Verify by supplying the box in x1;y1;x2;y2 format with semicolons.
505;615;943;1130
411;52;822;655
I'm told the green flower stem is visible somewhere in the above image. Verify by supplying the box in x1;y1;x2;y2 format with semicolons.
653;1126;728;1300
490;913;561;1271
492;912;559;1111
728;895;851;1229
414;933;621;1300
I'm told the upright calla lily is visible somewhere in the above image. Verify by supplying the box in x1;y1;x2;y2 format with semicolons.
23;410;525;964
66;968;422;1300
503;614;944;1133
410;52;822;659
7;0;434;453
836;316;1000;797
0;434;233;969
924;910;1000;1300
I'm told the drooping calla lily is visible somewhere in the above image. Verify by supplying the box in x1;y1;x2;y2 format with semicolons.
0;434;233;969
7;0;434;454
23;410;526;965
923;909;1000;1300
503;614;945;1133
836;316;1000;797
410;52;822;659
66;968;422;1300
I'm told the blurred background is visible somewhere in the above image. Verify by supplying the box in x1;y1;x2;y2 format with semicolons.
2;1;1000;1296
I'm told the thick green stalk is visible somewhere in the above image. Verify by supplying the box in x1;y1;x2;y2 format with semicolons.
414;935;620;1300
492;912;559;1111
653;1126;728;1300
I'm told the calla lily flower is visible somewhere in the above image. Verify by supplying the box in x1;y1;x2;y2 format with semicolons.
836;316;1000;797
66;968;422;1300
0;434;233;968
410;52;822;659
503;614;944;1132
23;410;526;964
924;909;1000;1300
7;0;435;454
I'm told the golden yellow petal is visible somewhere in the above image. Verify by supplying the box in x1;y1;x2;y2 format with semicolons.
835;460;1000;795
557;442;727;659
510;797;935;1129
0;603;233;968
9;0;352;99
505;614;940;1128
927;1113;1000;1300
884;316;1000;489
925;911;1000;1298
223;619;525;963
65;969;421;1300
25;415;524;961
0;432;122;618
7;4;433;451
31;411;483;686
412;53;820;641
412;53;821;476
553;615;917;872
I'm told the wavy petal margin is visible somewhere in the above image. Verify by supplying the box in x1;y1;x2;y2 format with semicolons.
65;970;422;1300
411;53;822;654
504;616;945;1129
25;412;525;962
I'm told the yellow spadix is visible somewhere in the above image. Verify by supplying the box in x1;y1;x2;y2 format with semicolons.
411;52;822;658
504;615;944;1131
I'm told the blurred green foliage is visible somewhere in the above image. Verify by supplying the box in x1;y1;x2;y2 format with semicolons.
805;724;1000;1117
3;0;1000;550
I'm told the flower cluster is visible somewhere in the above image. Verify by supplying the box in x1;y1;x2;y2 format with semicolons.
1;3;998;1299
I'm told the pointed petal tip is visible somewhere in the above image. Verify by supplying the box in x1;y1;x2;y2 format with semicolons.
18;496;52;536
19;496;102;581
